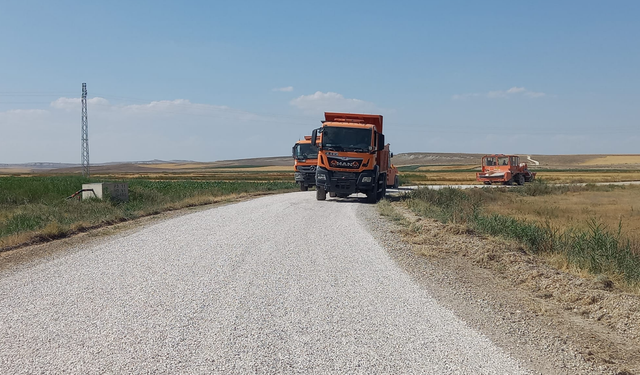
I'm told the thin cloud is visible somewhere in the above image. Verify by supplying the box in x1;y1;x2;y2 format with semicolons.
290;91;377;114
453;87;546;100
47;97;262;121
272;86;294;92
50;97;110;110
1;109;49;116
1;97;287;163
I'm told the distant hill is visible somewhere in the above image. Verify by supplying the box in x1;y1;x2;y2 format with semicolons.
0;162;79;170
2;153;640;175
392;153;640;169
0;157;294;175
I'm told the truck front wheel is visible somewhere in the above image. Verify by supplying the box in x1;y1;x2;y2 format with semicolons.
300;183;308;191
377;181;386;201
316;186;327;201
366;188;377;204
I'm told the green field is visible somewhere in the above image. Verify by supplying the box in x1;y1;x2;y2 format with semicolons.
0;176;296;250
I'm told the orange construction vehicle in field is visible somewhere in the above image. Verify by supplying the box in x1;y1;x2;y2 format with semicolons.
311;112;393;203
476;154;536;185
292;136;319;191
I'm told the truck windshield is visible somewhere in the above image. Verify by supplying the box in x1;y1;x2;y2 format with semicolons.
321;127;372;152
294;143;318;160
484;157;496;166
498;157;509;166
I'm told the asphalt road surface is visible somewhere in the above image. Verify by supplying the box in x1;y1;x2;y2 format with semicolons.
0;192;529;374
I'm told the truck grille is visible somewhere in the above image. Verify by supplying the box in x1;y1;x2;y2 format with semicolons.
333;172;356;180
298;165;316;173
327;157;363;170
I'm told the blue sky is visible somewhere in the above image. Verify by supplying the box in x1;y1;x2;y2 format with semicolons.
1;1;639;163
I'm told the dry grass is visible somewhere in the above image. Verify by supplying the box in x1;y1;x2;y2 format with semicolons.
404;185;640;287
400;171;478;185
0;168;33;174
137;164;293;172
537;171;640;183
137;163;211;169
79;171;294;182
208;166;293;172
581;155;640;166
484;185;640;241
416;164;478;171
399;170;640;185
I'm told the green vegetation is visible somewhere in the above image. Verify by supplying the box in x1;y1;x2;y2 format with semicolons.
403;183;640;286
397;165;423;172
377;200;407;224
0;176;296;249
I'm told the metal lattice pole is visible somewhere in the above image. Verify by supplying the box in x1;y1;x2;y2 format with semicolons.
81;83;90;178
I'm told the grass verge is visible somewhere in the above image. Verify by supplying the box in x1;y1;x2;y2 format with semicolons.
402;183;640;288
0;176;297;250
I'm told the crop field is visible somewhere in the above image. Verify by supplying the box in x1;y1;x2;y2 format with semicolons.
483;184;640;237
95;171;295;182
397;167;640;185
0;175;296;250
580;155;640;166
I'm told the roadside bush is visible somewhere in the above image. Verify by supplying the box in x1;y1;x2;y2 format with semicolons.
406;187;481;224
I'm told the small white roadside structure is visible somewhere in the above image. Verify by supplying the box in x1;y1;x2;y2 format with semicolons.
82;182;129;202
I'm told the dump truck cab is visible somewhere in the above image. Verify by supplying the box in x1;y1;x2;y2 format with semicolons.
312;112;389;203
476;154;536;185
292;135;319;191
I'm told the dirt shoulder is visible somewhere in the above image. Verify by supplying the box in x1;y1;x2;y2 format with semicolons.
361;202;639;375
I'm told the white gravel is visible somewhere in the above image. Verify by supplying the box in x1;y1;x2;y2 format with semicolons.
0;192;530;374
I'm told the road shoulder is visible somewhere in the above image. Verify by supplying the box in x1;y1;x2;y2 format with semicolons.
358;203;638;375
0;199;239;274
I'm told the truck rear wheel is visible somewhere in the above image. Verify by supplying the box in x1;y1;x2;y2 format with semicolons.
393;176;399;189
316;186;326;201
516;174;525;185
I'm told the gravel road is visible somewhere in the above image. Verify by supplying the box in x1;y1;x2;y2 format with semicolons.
0;192;529;374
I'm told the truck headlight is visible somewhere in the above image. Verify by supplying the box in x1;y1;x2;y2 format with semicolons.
362;176;372;183
317;174;327;181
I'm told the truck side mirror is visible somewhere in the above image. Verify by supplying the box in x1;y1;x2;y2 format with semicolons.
390;152;394;158
377;134;385;151
292;146;296;158
311;129;318;147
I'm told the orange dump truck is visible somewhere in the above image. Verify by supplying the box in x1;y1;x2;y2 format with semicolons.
311;112;392;203
292;136;319;191
476;154;536;185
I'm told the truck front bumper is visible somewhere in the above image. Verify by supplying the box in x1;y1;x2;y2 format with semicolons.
295;172;316;186
315;167;376;194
